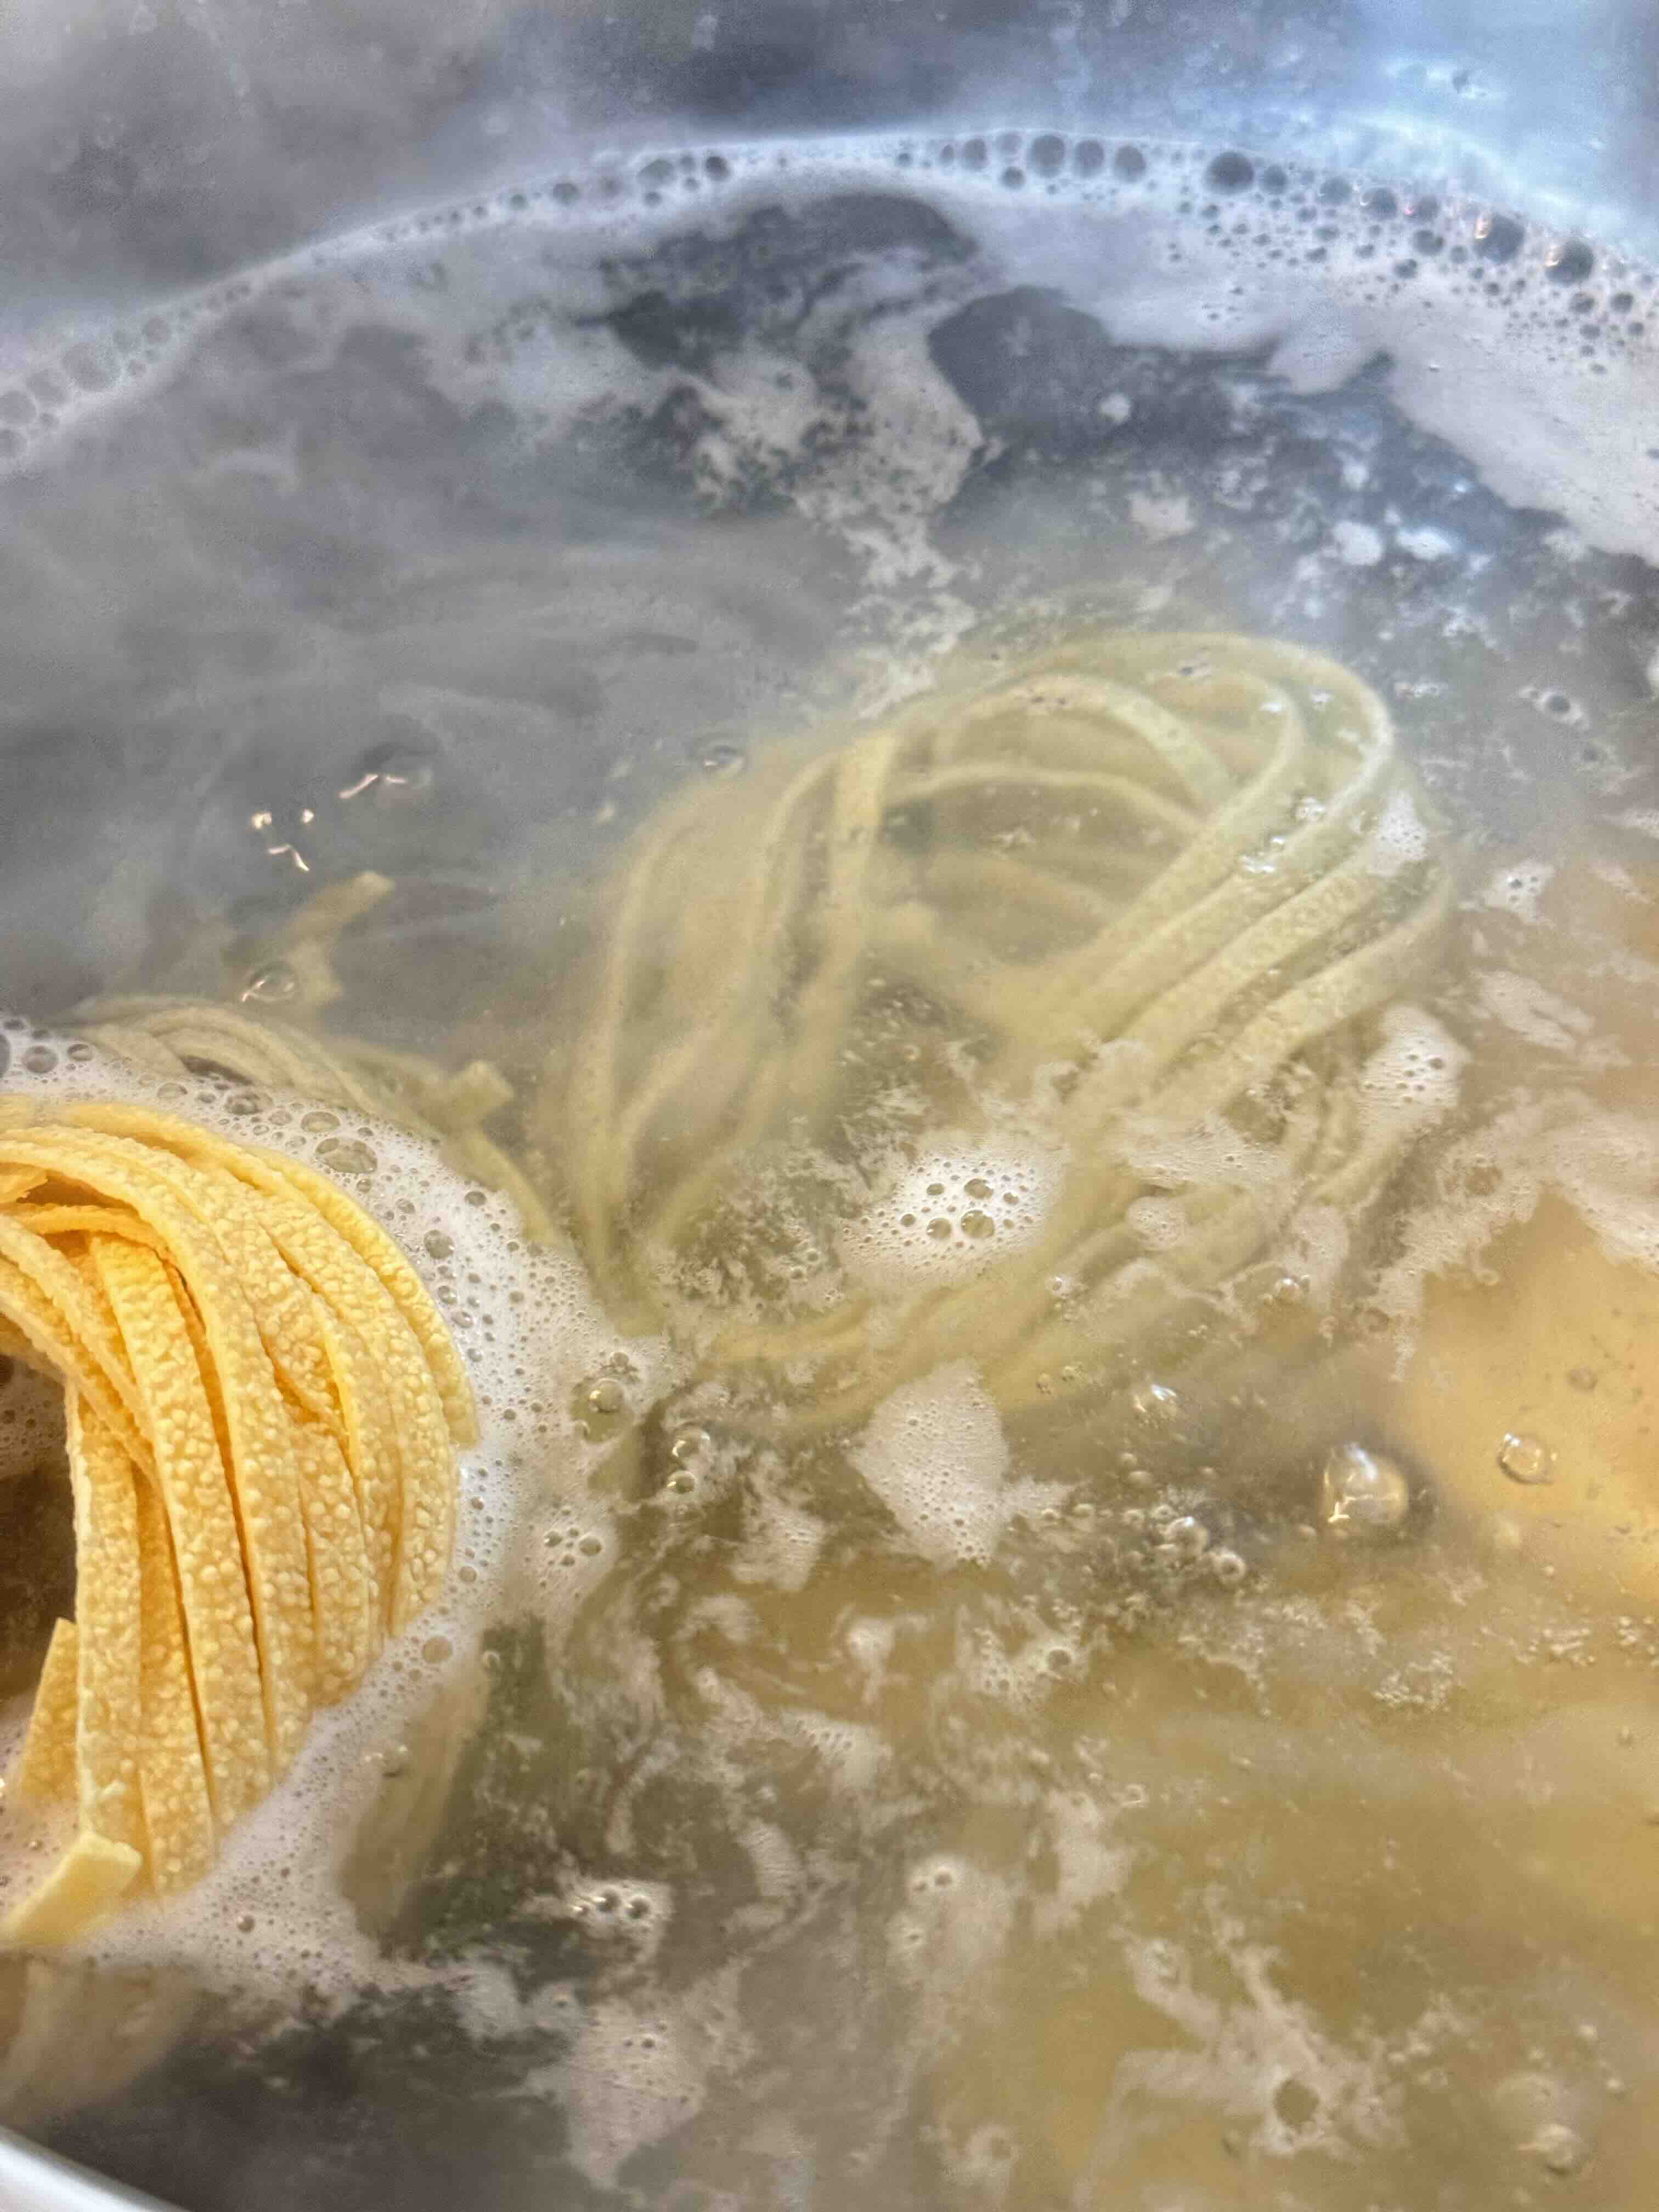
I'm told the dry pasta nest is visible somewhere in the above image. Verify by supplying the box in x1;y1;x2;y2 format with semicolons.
0;1099;473;1943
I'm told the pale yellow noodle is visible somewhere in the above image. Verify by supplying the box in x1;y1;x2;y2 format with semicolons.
538;629;1454;1438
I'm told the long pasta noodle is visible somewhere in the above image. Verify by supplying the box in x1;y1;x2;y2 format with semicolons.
535;630;1454;1433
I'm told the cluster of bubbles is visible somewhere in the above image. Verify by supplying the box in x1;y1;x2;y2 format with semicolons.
1355;1006;1467;1147
563;1880;667;1937
850;1361;1031;1570
2;126;1656;487
1113;1479;1250;1591
840;1139;1064;1290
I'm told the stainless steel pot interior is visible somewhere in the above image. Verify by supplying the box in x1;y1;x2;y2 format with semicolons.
2;2;1658;2207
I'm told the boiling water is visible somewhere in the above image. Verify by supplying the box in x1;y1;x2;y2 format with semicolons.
4;129;1659;2211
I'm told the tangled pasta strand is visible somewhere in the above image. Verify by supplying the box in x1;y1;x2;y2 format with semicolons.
539;631;1454;1432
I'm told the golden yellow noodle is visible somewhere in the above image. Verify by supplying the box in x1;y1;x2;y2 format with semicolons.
0;1100;473;1943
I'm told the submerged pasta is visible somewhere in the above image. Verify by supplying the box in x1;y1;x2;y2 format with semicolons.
0;628;1456;1949
539;631;1454;1432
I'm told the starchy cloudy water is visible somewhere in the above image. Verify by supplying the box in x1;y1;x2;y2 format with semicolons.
2;123;1659;2212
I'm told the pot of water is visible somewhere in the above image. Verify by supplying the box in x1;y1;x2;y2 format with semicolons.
3;2;1659;2205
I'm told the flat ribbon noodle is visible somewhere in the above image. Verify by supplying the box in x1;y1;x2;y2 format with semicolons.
0;1103;471;1944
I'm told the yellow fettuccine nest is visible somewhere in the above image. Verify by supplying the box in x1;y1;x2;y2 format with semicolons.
0;1097;475;1944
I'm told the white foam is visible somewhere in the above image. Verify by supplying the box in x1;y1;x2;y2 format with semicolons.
1395;523;1458;563
538;1994;711;2187
1331;519;1385;568
5;126;1658;579
1113;1914;1400;2160
729;1489;826;1594
1481;859;1556;922
850;1359;1057;1570
1543;1113;1659;1276
1363;1090;1659;1359
1364;786;1432;879
1476;969;1599;1056
1030;1790;1133;1939
1355;1005;1467;1148
0;1010;665;1996
887;1853;1015;2050
839;1135;1066;1292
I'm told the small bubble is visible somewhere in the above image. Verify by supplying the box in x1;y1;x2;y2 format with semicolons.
1166;1514;1210;1560
1319;1442;1412;1537
300;1108;340;1133
960;1210;996;1240
1547;239;1595;285
317;1137;378;1177
421;1635;453;1664
1131;1379;1181;1425
1475;211;1526;262
668;1425;709;1465
61;340;119;392
20;1045;57;1074
1499;1432;1552;1485
239;960;298;1005
696;740;747;777
1210;1549;1247;1587
927;1217;954;1241
1206;151;1254;193
424;1229;454;1261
